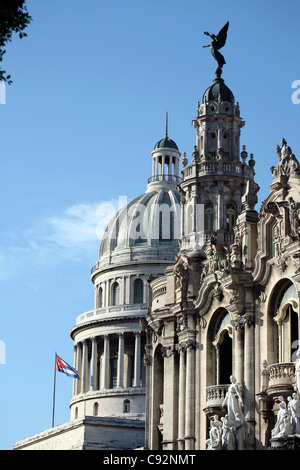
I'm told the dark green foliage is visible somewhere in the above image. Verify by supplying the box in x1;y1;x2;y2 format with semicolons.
0;0;32;84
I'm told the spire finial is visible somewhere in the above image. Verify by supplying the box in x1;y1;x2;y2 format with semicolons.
165;111;168;137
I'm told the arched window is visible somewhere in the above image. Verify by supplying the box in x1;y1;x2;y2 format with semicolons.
134;279;143;304
273;283;299;363
112;282;120;306
212;310;233;385
123;399;130;413
226;202;236;231
93;402;99;416
98;287;103;308
75;407;78;419
204;201;214;232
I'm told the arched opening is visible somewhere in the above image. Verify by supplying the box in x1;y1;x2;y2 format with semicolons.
98;287;103;308
112;282;120;306
93;402;99;416
123;399;130;413
272;281;299;363
204;201;214;232
226;202;237;232
134;279;143;304
212;310;233;385
152;344;164;450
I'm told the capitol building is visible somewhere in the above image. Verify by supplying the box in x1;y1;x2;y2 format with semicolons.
14;51;300;450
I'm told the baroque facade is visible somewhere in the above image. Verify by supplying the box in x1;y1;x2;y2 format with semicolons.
143;69;300;451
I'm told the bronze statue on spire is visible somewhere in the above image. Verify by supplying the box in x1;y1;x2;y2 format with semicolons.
203;21;229;69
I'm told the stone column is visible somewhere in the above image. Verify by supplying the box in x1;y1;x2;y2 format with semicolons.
81;339;88;394
76;342;82;395
185;340;195;450
177;346;186;450
73;343;78;396
117;332;124;388
90;336;98;391
103;334;110;389
133;332;141;387
243;312;255;449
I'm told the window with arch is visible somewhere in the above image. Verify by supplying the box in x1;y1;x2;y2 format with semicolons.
273;282;299;363
123;399;130;413
204;201;214;232
134;278;143;304
93;402;99;416
98;287;103;308
226;202;237;231
212;310;233;385
112;282;120;306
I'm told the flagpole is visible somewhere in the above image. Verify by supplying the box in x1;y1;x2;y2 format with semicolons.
52;351;57;428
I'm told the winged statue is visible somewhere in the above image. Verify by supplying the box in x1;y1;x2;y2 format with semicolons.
203;21;229;69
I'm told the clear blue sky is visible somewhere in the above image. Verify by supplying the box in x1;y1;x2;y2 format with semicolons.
1;0;300;450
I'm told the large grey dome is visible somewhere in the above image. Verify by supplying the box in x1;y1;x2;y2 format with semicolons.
96;187;181;270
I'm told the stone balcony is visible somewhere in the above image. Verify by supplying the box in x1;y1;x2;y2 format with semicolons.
204;384;229;419
75;304;148;326
265;362;296;400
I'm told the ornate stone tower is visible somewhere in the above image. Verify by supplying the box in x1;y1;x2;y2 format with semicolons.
180;68;258;254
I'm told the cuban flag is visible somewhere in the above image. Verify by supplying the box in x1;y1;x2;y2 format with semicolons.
56;354;80;379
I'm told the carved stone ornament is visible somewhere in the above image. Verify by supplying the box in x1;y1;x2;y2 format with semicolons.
273;138;300;180
161;345;176;358
177;339;196;353
150;320;164;342
232;312;255;330
174;262;189;295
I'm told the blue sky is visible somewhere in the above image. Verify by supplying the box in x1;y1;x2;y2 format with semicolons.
1;0;300;450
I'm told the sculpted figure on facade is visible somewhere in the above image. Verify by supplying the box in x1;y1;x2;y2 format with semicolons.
288;393;300;434
274;138;300;179
221;414;235;450
222;375;244;424
271;400;291;438
287;197;300;239
294;347;300;394
206;416;222;450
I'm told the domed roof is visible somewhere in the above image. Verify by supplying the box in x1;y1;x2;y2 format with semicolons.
154;136;179;151
97;187;181;269
202;69;234;104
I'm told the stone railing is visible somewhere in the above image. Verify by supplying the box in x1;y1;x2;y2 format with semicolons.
266;362;296;399
76;303;148;325
206;384;229;407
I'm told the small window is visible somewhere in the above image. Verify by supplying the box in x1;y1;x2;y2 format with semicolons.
93;402;99;416
204;201;214;231
134;279;143;304
123;399;130;413
112;282;120;306
226;202;236;231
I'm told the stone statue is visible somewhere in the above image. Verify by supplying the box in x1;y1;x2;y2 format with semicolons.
295;347;300;393
222;375;244;424
203;21;229;69
221;414;235;450
271;400;291;438
235;412;246;450
288;197;300;239
288;393;300;434
206;415;222;450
